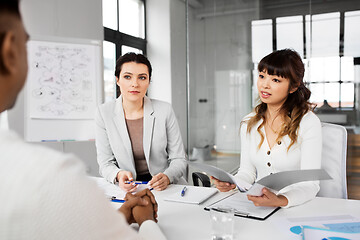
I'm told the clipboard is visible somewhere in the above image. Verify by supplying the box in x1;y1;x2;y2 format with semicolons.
204;192;280;221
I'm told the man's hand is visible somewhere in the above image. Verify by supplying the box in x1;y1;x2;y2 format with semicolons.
117;171;137;192
132;195;156;226
126;188;158;220
211;176;236;192
118;195;149;224
149;173;170;191
247;187;288;207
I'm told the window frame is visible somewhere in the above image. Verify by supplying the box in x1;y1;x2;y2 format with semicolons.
103;0;147;98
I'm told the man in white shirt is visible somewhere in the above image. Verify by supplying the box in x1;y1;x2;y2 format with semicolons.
0;1;166;239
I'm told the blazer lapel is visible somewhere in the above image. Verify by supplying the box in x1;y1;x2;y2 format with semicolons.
113;96;134;161
143;96;154;162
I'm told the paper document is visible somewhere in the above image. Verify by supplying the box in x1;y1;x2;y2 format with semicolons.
164;186;218;204
190;162;332;196
275;215;360;239
205;192;280;220
302;223;360;239
89;177;149;200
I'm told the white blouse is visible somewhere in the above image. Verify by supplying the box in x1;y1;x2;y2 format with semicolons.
235;111;322;208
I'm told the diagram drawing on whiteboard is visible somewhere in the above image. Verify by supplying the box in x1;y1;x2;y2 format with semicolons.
27;40;98;119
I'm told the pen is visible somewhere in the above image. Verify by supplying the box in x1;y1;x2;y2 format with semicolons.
181;186;187;197
124;181;149;184
110;196;125;203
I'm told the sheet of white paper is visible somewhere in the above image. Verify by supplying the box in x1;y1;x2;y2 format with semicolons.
302;224;360;239
256;169;331;191
89;177;149;200
246;183;271;196
274;215;360;240
189;162;252;191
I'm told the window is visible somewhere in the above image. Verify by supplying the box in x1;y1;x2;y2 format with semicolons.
103;41;116;102
102;0;147;101
251;10;360;110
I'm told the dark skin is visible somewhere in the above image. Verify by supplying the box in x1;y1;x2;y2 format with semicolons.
118;188;158;226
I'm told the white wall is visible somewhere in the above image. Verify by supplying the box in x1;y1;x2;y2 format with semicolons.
146;0;188;148
170;0;187;149
146;0;172;104
6;0;103;176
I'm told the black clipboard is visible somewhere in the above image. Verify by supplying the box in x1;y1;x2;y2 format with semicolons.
204;192;281;221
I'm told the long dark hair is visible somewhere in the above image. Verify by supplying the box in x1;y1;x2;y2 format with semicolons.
245;49;312;150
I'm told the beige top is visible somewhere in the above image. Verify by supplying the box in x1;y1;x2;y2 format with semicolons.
125;118;150;175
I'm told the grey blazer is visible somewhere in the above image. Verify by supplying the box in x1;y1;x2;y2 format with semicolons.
95;95;187;184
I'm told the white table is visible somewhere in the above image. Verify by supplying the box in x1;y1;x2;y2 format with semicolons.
96;179;360;240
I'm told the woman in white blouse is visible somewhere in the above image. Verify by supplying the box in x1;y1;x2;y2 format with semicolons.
213;49;322;208
95;53;187;192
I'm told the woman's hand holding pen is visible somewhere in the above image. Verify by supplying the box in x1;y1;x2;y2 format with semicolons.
117;171;138;192
149;173;170;191
247;187;288;207
211;176;236;192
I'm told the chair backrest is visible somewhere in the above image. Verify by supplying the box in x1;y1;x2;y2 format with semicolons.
317;122;348;199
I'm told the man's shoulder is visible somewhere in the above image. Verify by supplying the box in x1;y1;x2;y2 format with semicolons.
0;130;85;179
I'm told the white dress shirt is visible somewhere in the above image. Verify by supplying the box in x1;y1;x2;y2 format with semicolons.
235;111;322;207
0;130;166;240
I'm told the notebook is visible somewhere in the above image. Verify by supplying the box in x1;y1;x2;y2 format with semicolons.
164;186;218;204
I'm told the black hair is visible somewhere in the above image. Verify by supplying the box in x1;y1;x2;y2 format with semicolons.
0;0;21;73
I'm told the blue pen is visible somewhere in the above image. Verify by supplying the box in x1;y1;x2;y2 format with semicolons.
181;186;187;197
125;181;149;185
110;196;125;203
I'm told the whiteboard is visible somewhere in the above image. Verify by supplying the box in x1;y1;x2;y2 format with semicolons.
25;37;102;142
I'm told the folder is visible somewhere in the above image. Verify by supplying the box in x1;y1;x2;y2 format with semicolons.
164;186;218;204
190;162;332;196
205;191;280;221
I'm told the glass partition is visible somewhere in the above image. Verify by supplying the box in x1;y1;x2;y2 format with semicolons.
186;0;360;198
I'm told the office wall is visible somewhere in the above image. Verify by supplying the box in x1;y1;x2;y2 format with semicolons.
6;0;103;176
147;0;188;148
8;0;188;175
170;1;187;150
146;0;172;104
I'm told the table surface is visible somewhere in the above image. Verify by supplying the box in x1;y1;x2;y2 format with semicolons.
96;178;360;240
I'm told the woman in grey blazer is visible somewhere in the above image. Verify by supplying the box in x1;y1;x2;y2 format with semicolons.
95;53;187;191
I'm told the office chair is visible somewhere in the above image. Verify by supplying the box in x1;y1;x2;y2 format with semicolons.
192;123;348;199
317;122;348;199
192;172;211;187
